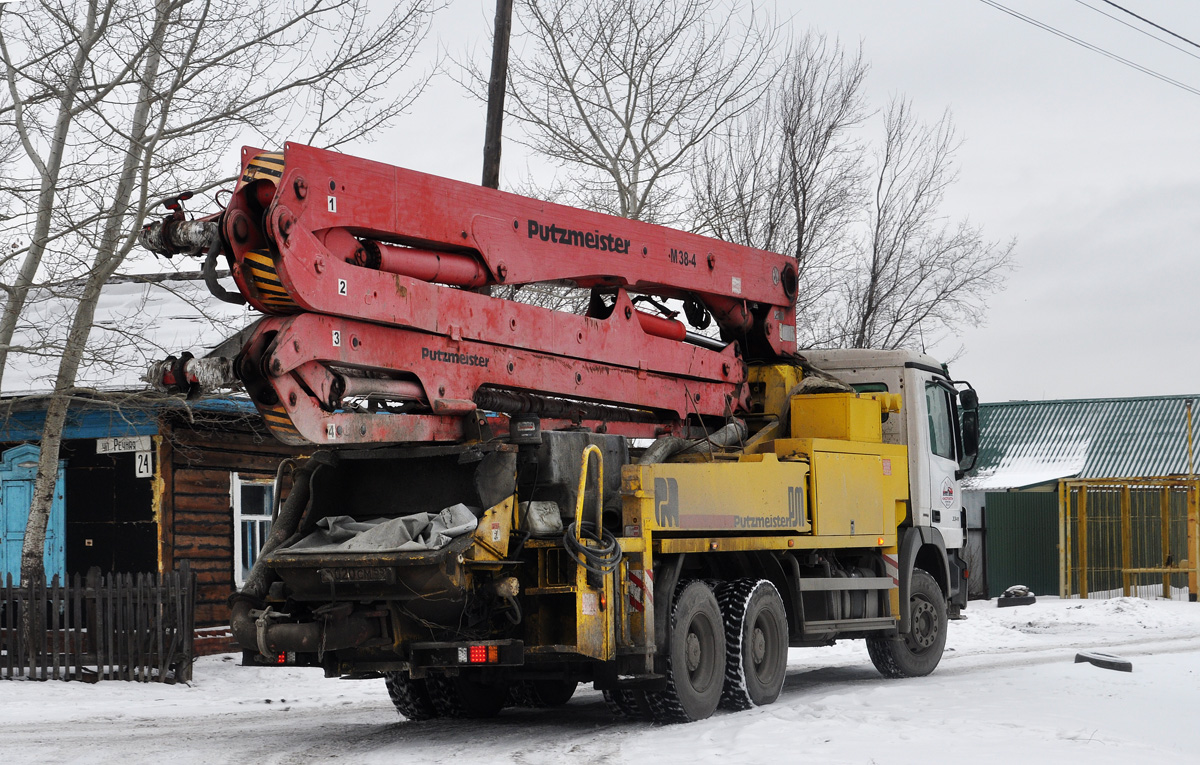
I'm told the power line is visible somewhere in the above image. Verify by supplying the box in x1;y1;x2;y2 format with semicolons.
1073;0;1200;64
977;0;1200;98
1097;0;1200;52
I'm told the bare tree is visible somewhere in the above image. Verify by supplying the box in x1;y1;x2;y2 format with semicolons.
840;99;1014;350
691;32;1011;351
479;0;776;223
0;0;436;592
692;32;868;346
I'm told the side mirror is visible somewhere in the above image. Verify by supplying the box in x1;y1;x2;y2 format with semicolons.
953;383;980;475
959;388;978;410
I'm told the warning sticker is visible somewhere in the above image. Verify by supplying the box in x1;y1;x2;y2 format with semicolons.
581;592;599;616
628;569;654;613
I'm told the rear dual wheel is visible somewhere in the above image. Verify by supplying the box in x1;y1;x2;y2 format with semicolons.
426;673;510;718
384;671;439;721
603;688;654;721
645;580;726;723
509;679;578;708
715;579;788;711
642;578;789;723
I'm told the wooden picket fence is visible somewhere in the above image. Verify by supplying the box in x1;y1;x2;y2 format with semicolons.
0;563;196;683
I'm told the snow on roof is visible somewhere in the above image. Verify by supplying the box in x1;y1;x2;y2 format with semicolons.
962;434;1089;490
4;272;253;397
966;395;1200;489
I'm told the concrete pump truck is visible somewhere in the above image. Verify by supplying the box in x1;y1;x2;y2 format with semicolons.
141;143;978;723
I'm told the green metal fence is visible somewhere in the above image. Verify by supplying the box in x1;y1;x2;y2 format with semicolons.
984;491;1060;598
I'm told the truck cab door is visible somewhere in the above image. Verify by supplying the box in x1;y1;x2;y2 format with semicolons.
922;381;964;549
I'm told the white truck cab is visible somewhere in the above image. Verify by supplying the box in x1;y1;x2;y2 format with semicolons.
803;348;979;615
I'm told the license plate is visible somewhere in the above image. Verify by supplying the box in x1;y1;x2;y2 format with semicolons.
319;567;395;584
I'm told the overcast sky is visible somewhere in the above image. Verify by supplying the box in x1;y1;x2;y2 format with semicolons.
352;0;1200;404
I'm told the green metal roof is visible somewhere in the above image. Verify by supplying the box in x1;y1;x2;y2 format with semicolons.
966;395;1200;490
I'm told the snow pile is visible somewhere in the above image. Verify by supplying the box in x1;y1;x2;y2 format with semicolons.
2;597;1199;764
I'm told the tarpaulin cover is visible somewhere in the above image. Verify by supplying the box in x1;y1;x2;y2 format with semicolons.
282;503;479;553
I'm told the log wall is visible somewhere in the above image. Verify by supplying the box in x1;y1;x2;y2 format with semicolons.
158;418;308;628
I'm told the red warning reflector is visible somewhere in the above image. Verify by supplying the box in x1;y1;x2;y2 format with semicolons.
469;645;488;663
277;652;287;665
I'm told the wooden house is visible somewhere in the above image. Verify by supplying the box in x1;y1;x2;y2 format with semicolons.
0;273;306;653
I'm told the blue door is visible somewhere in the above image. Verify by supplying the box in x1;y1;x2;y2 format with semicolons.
0;444;65;584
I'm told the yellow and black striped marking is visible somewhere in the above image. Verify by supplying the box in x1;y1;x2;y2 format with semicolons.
243;248;297;312
261;404;301;439
240;151;285;185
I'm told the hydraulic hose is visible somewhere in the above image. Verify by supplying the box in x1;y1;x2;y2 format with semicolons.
229;455;324;652
563;521;622;575
638;418;748;465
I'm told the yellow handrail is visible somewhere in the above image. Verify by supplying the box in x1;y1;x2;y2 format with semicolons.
573;444;604;545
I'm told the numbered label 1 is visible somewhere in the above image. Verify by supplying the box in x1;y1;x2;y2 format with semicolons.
327;195;337;213
332;330;341;347
134;451;153;478
337;278;347;296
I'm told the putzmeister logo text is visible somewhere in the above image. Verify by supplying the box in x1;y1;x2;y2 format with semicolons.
528;219;631;254
421;348;491;368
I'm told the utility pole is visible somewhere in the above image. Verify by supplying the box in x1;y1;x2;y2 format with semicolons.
482;0;514;189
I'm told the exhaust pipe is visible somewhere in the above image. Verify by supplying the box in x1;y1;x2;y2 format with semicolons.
230;454;324;654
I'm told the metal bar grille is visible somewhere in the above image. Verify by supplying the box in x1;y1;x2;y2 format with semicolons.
1060;478;1199;601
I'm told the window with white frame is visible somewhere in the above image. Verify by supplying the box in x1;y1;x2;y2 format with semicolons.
232;473;275;588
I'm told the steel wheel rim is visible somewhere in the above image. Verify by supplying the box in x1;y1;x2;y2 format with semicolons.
907;596;938;652
685;614;718;692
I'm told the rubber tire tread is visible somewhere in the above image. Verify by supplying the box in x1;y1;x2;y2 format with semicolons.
603;688;654;720
644;580;726;724
1075;651;1132;672
866;568;947;679
426;673;509;718
715;578;788;711
510;679;579;707
383;671;440;721
996;595;1036;608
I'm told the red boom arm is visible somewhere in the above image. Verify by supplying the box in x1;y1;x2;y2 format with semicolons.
146;143;799;445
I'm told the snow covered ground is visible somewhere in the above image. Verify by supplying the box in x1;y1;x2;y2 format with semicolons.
3;596;1199;764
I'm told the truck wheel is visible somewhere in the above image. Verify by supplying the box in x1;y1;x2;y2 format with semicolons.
866;568;947;679
426;673;509;718
384;671;439;721
510;679;578;707
716;579;788;710
645;580;726;723
603;688;654;720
